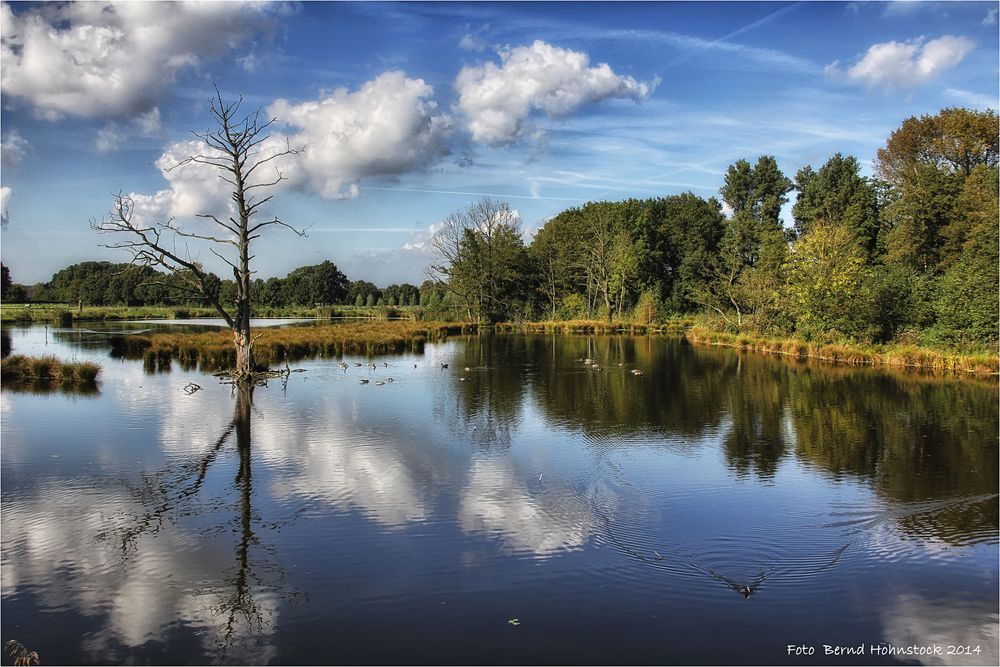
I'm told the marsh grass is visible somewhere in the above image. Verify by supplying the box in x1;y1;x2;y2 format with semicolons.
111;321;476;372
0;303;432;324
684;326;998;377
497;319;692;335
1;354;101;390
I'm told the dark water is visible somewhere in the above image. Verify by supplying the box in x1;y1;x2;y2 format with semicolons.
1;324;997;665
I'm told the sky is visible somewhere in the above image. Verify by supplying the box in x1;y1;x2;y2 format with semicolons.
0;0;997;286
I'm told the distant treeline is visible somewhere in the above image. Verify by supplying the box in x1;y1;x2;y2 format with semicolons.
429;107;998;350
1;259;450;310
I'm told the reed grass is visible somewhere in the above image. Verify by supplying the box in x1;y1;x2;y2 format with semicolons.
0;303;435;324
496;318;692;335
1;354;101;384
110;321;477;372
684;325;999;377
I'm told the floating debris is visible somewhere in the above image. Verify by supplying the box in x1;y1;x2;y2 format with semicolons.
183;382;202;395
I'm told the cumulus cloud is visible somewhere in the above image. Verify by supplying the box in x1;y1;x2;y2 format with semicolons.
826;35;975;91
0;186;10;225
455;40;657;145
0;129;30;166
127;139;239;223
129;70;451;225
268;70;452;199
0;1;276;120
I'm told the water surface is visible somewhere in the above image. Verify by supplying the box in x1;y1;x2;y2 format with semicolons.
2;324;997;665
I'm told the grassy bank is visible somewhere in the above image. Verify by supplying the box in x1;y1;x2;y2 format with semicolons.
495;319;693;335
1;354;101;386
683;326;998;377
111;321;477;372
497;319;998;377
0;303;452;324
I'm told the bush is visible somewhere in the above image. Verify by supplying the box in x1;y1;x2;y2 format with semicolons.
632;291;662;325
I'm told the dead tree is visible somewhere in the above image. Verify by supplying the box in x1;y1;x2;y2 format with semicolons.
93;88;306;382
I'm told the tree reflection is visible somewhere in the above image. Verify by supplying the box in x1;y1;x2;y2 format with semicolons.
450;333;527;449
465;334;997;545
104;383;293;660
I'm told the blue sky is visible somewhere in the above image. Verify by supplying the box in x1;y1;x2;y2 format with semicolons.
1;0;997;286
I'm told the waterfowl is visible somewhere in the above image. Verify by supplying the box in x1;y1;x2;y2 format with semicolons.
464;366;471;371
384;362;388;367
386;377;394;383
441;363;449;369
375;381;385;386
359;379;370;384
354;362;362;367
632;369;644;376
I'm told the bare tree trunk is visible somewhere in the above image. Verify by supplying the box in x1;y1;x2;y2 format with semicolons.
94;88;306;384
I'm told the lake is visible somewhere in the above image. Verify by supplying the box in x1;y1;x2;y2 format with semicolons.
1;322;997;665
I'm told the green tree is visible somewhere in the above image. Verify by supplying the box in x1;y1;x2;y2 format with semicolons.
931;165;1000;346
529;207;587;319
1;263;11;300
783;220;876;341
699;156;792;329
875;107;998;184
430;198;529;322
283;260;349;305
793;153;881;256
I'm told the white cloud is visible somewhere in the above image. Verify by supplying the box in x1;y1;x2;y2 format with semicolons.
459;33;488;52
128;139;236;223
883;1;922;17
827;35;975;91
96;124;125;154
0;186;11;224
0;129;31;166
455;40;657;145
128;70;452;227
944;87;997;109
0;1;276;120
268;70;453;199
985;8;998;26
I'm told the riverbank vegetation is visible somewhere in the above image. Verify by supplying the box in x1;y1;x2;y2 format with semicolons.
1;354;101;388
0;302;437;325
109;321;475;372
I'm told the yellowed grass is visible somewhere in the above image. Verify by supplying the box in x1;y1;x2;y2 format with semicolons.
111;321;476;371
683;326;998;377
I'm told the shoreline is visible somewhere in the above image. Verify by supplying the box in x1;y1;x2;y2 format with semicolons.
497;320;999;378
3;307;995;378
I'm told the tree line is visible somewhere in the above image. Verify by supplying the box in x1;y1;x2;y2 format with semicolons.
430;107;998;349
0;259;446;310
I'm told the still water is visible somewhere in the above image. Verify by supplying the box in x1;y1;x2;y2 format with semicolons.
1;323;997;665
